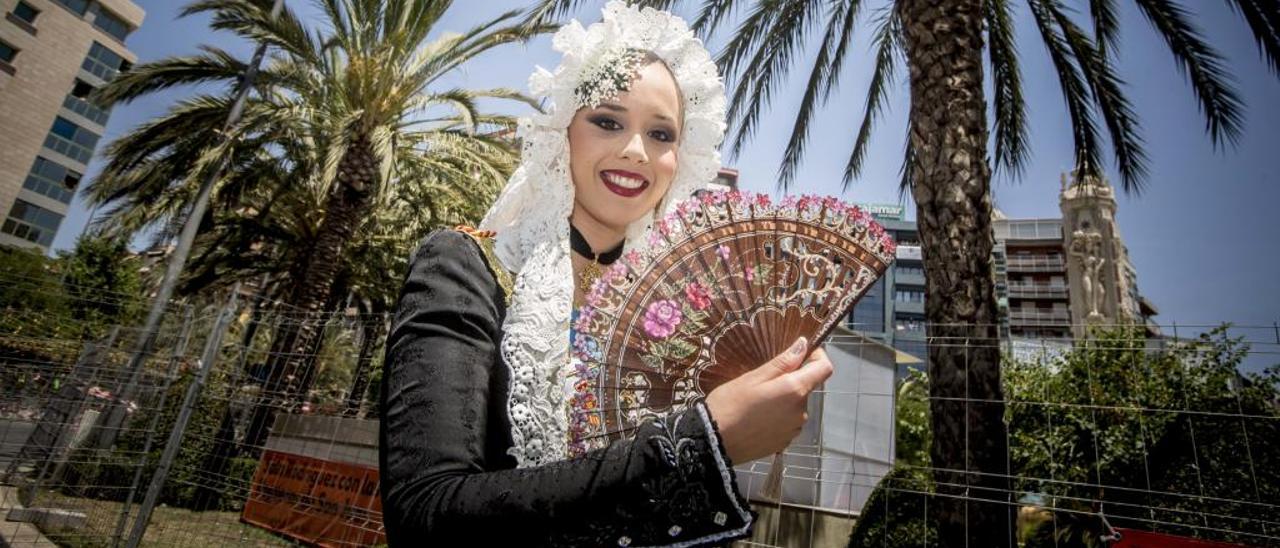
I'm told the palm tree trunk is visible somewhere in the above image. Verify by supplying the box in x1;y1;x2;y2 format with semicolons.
343;312;385;417
899;0;1013;546
243;134;378;451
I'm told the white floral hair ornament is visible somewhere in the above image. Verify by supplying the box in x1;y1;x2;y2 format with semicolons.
478;1;727;469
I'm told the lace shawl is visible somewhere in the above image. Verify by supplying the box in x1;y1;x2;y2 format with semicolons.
478;1;727;468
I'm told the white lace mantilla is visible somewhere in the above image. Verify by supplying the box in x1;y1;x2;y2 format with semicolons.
478;1;727;468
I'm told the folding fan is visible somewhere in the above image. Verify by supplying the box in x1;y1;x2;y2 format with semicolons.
568;190;897;457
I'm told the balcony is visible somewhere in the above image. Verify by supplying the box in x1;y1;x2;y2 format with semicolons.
1006;255;1066;272
895;270;925;287
62;95;110;127
894;300;924;315
1007;310;1071;326
895;245;922;261
995;219;1064;241
1006;283;1069;300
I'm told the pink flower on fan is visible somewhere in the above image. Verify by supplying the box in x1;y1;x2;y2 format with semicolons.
684;282;711;311
588;278;608;302
575;307;595;332
880;233;897;255
643;299;683;339
753;193;772;209
744;266;756;283
797;195;814;212
676;199;694;218
716;244;731;262
850;206;870;226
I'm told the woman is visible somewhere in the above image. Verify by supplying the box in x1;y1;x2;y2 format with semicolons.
379;3;833;546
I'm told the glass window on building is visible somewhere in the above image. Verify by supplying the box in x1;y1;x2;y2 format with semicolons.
895;314;926;334
71;79;94;98
82;41;131;81
65;78;111;125
897;264;925;278
849;277;886;333
2;199;63;247
895;289;925;303
54;0;89;16
90;4;131;41
44;116;101;164
12;2;40;24
23;156;80;204
0;40;18;64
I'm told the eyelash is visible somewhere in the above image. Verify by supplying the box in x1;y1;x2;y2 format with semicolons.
590;116;675;143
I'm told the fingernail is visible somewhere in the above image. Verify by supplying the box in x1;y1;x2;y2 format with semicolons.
789;337;807;357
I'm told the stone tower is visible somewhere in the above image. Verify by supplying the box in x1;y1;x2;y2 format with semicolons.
1059;171;1141;338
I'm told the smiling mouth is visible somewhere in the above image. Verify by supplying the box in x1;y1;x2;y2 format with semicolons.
600;170;650;198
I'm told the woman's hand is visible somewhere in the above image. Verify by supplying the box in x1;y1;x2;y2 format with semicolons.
704;337;833;464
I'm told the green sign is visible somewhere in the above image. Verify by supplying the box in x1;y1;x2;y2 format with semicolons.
859;203;904;220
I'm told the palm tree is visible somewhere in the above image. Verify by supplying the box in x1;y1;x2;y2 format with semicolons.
532;0;1279;545
90;0;550;449
175;130;512;410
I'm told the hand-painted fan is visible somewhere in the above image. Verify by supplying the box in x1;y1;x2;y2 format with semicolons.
568;190;896;457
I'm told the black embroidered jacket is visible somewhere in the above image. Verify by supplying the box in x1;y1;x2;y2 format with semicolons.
379;229;755;546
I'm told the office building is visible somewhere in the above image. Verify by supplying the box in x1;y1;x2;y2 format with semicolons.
0;0;144;251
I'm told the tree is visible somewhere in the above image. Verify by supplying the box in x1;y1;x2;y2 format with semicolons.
89;0;550;450
530;0;1279;543
1005;327;1279;546
849;327;1280;546
58;235;145;338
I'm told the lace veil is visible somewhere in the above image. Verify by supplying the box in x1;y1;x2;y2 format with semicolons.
478;1;727;468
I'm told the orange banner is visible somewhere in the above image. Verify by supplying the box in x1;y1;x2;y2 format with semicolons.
1113;528;1247;548
241;450;385;547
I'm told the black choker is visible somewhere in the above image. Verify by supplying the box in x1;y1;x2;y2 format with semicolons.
569;224;624;265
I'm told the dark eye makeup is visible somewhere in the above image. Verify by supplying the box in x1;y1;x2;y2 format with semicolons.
589;114;677;143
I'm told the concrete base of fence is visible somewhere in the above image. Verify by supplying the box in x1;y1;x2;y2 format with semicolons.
6;508;87;531
0;486;60;547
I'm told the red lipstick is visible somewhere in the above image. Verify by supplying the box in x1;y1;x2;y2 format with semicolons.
600;170;650;198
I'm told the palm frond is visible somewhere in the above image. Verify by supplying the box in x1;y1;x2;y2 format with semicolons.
1089;0;1121;55
183;0;322;66
821;0;867;103
715;0;782;81
777;0;864;187
422;16;556;86
1027;0;1104;180
723;0;822;160
92;48;247;106
690;0;741;36
1223;0;1280;75
986;0;1029;178
899;125;916;196
843;8;901;187
1133;0;1243;147
98;94;236;174
1047;0;1149;191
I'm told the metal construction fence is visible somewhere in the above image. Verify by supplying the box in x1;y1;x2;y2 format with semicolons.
1;281;1277;547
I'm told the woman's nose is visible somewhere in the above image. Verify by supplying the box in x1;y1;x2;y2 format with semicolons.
619;133;649;164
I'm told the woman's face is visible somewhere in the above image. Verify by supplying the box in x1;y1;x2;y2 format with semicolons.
568;61;682;235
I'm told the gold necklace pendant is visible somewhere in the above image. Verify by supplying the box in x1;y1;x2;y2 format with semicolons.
579;259;604;295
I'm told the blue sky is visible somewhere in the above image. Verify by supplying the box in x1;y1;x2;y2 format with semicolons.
51;1;1279;367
